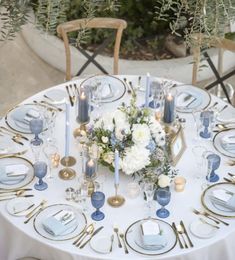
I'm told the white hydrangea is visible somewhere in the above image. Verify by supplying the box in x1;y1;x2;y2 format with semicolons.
132;124;151;146
149;116;165;146
121;145;151;175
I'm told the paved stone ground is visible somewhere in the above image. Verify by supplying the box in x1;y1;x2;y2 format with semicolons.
0;33;234;117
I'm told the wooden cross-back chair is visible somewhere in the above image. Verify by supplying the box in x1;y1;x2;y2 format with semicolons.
57;17;127;81
192;34;235;104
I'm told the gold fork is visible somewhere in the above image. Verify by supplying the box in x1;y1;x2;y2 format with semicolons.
25;199;47;218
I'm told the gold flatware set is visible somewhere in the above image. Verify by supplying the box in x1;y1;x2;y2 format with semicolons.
65;84;78;106
72;224;104;249
24;199;47;224
0;188;34;202
172;221;193;249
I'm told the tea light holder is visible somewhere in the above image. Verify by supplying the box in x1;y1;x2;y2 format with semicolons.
107;184;125;207
127;182;141;199
174;176;186;192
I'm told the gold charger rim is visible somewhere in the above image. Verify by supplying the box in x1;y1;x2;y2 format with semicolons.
0;156;34;190
5;103;49;134
80;74;127;103
174;84;211;113
124;217;177;256
33;203;87;241
212;128;235;158
201;182;235;218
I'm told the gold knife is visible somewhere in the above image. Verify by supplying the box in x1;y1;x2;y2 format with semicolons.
172;222;184;249
180;220;193;247
79;226;104;249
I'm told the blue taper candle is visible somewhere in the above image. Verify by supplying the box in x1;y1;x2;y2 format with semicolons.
65;102;70;157
114;150;119;185
163;93;175;124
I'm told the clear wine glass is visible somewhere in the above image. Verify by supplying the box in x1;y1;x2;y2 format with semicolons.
142;182;155;218
43;144;59;179
91;191;105;221
34;161;48;191
156;188;171;218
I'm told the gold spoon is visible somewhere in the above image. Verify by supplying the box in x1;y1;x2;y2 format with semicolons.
176;224;188;248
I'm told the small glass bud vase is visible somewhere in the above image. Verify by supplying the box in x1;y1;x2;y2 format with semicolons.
76;86;91;125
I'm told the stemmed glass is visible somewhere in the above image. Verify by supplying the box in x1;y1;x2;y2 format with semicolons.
43;109;57;142
142;182;155;218
149;81;164;110
30;118;44;161
90;79;103;118
156;188;171;218
34;161;48;191
192;109;201;143
43;143;59;179
192;145;207;179
30;118;43;145
91;191;105;221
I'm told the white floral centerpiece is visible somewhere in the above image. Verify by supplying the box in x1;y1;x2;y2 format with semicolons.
88;96;176;183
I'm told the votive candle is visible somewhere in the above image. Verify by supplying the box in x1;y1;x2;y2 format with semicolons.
145;72;150;108
78;89;89;123
65;102;70;157
114;150;119;185
163;93;175;124
85;159;95;178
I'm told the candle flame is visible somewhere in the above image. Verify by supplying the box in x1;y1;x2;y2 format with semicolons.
80;91;86;99
167;93;173;101
87;159;94;167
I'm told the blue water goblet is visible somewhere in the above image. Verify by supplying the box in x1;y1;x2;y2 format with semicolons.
34;161;48;191
156;188;171;218
206;153;221;182
199;111;214;139
30;118;44;146
91;191;105;221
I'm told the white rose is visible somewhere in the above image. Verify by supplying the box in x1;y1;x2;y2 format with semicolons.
102;152;114;164
132;124;151;146
149;117;165;146
158;175;171;188
95;113;114;131
121;145;150;175
114;110;127;123
101;136;108;143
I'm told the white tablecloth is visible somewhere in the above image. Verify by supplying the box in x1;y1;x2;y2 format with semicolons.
1;75;235;260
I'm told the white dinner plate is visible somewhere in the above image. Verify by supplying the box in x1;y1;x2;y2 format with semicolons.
125;218;177;256
201;182;235;217
175;84;211;113
90;235;112;254
0;157;34;190
216;105;235;124
6;197;34;217
190;219;217;239
33;204;87;241
213;129;235;158
80;75;126;103
43;89;67;105
5;103;49;134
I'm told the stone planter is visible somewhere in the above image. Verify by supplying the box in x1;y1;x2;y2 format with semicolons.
21;13;235;84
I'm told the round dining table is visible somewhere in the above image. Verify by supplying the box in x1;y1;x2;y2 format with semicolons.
0;75;235;260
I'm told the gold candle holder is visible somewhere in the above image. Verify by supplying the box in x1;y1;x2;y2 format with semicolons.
60;156;76;167
107;184;125;207
73;124;87;139
59;157;76;180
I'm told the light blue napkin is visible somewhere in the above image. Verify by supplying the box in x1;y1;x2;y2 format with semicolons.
0;166;26;184
42;213;77;236
211;189;235;211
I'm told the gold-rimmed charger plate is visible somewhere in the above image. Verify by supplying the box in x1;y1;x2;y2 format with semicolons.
213;128;235;158
80;75;126;103
33;203;87;241
5;103;50;134
201;182;235;218
125;218;177;256
175;84;211;113
0;156;34;190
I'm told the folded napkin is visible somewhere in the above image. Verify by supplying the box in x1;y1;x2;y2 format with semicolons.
140;220;167;249
211;189;235;211
0;164;28;184
42;210;77;236
12;107;40;127
101;83;113;99
221;135;235;152
176;92;197;108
